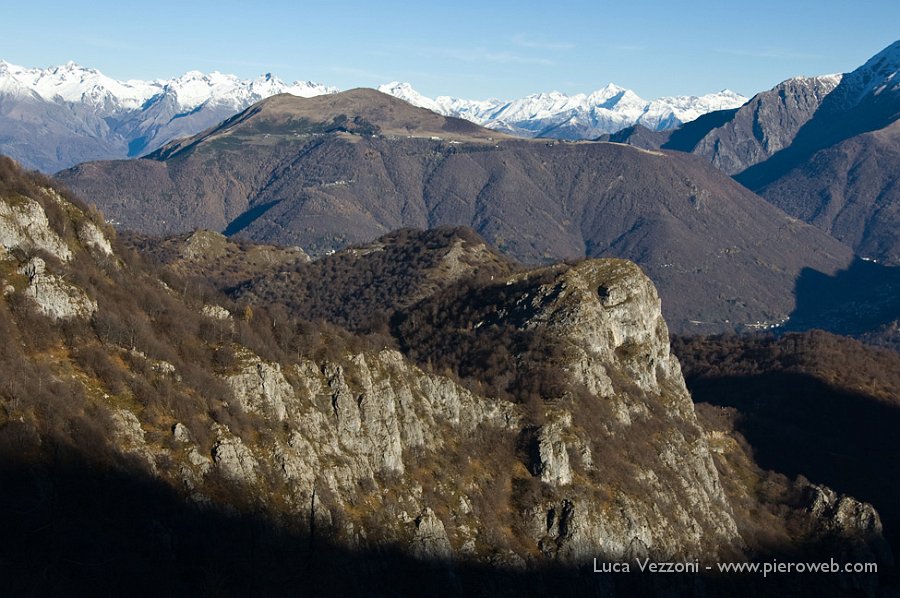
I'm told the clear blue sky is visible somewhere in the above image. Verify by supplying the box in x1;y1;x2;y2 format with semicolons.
2;0;898;100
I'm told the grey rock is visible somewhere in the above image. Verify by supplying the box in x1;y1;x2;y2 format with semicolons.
0;194;72;261
201;304;232;320
18;257;97;320
76;220;113;256
172;422;192;443
212;426;259;484
806;484;893;564
537;415;573;486
226;356;292;421
110;409;157;474
412;508;452;560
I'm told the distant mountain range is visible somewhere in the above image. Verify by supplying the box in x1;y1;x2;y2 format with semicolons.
56;88;852;334
0;60;336;172
376;81;746;139
0;59;745;172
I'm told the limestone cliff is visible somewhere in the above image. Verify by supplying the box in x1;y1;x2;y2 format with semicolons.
134;258;744;565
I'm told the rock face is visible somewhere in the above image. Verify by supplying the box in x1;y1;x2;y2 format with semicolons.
230;348;517;513
0;194;73;261
536;415;574;486
501;260;742;561
18;256;96;320
212;425;259;485
204;259;743;564
77;220;113;256
412;508;453;560
806;484;893;564
225;357;292;422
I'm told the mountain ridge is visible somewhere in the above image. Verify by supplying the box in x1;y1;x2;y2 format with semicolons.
0;58;745;172
377;80;747;139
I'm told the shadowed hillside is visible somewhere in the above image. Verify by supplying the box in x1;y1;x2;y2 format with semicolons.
674;331;900;555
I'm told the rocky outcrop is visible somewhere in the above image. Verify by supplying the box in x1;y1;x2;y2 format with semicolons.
211;260;742;564
110;409;157;474
18;256;96;320
225;348;517;518
212;425;259;485
201;304;231;320
76;220;113;256
806;484;893;564
535;415;574;486
520;260;687;398
412;508;453;560
0;194;72;261
484;260;743;561
225;356;292;422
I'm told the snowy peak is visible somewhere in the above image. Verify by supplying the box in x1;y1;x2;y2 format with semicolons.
0;60;159;109
0;60;337;111
0;58;747;142
843;40;900;101
377;81;748;138
377;81;445;114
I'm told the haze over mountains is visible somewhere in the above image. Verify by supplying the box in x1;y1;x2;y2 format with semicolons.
0;59;745;172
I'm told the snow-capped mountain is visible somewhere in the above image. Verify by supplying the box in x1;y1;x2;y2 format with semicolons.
378;81;747;139
0;59;745;172
0;60;337;171
824;40;900;109
0;60;334;111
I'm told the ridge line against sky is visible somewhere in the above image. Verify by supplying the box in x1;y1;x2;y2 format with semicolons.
2;0;898;99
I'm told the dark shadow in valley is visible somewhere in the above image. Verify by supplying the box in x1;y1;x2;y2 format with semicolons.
785;259;900;335
686;372;900;553
223;200;281;237
662;108;740;153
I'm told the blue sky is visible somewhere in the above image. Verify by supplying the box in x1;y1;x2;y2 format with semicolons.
2;0;898;99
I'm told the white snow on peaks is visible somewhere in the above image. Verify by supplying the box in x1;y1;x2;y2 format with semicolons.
0;60;337;111
0;60;158;109
844;40;900;100
378;82;444;114
643;89;748;127
0;59;748;138
377;82;749;137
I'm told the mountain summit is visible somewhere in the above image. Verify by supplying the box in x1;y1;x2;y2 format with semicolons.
151;88;502;161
